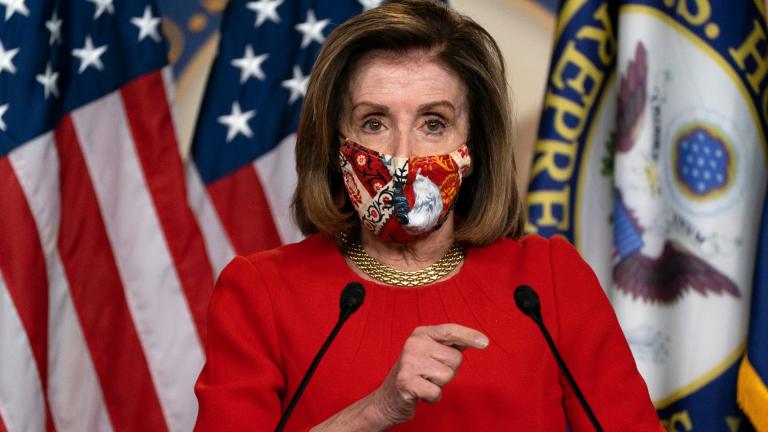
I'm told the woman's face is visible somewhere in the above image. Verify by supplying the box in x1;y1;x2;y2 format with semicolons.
340;50;470;157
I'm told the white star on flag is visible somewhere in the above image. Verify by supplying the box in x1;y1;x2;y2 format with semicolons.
0;40;19;75
45;10;63;45
0;103;8;131
231;45;269;84
358;0;384;11
86;0;115;19
282;65;309;104
36;63;59;99
295;9;330;48
130;6;162;42
246;0;283;28
218;102;256;142
72;36;108;74
0;0;29;21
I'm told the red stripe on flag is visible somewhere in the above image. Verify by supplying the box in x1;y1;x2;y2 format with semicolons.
207;164;281;255
0;411;6;432
54;116;168;431
120;71;215;342
0;157;56;431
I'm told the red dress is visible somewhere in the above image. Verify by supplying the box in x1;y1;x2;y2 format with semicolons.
194;234;662;431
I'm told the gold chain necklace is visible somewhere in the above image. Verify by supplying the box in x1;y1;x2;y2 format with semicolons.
337;232;465;287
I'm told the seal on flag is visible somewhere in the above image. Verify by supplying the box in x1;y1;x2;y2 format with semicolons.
612;190;740;304
612;40;740;304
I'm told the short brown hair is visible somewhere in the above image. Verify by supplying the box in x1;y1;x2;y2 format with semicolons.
291;0;524;245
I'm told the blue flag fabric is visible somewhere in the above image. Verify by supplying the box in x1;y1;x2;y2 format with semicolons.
527;0;768;430
0;0;167;157
191;0;372;186
739;187;768;431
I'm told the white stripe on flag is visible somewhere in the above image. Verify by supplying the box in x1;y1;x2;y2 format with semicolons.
161;67;186;159
186;164;235;277
8;134;113;432
0;272;46;432
71;92;204;432
254;133;303;244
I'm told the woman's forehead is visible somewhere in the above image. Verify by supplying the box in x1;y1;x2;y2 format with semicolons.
346;51;467;109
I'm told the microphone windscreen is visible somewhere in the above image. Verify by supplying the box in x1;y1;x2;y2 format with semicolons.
340;282;365;314
514;285;540;318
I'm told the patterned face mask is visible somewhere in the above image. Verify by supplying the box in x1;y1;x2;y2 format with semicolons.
339;138;472;243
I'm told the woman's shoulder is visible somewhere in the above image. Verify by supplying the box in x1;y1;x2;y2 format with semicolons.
466;233;587;292
238;233;341;276
472;233;577;263
215;234;342;303
242;232;336;263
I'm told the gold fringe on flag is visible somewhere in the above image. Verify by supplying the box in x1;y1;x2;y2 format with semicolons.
738;355;768;432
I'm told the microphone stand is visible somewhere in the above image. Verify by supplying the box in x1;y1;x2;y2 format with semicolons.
515;285;603;432
274;310;353;432
529;312;604;432
275;282;364;432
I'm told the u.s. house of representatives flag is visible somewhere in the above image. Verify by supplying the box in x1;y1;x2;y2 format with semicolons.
527;0;768;430
0;0;216;430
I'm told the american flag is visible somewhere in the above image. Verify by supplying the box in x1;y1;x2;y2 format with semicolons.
0;0;214;430
0;0;383;430
188;0;385;267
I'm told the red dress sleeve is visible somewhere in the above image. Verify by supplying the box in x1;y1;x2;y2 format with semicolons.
549;236;664;432
194;256;285;431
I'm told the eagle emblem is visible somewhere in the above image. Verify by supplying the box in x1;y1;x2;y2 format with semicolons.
611;41;740;304
612;190;740;303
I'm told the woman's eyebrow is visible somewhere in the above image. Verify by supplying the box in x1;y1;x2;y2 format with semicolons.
352;101;389;113
417;100;455;113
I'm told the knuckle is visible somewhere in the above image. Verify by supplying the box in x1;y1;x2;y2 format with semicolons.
440;325;455;339
452;351;463;367
439;366;455;383
404;336;420;350
437;347;462;368
445;366;457;381
400;351;416;367
427;387;442;403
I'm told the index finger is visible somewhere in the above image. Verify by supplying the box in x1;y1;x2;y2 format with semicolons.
416;323;489;350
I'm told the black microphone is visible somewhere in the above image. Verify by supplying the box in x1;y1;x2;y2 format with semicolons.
275;282;366;432
514;285;604;432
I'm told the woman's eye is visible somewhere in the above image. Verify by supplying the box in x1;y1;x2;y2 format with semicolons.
363;118;383;131
425;118;446;133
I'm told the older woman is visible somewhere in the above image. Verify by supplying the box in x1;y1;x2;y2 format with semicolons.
194;1;662;430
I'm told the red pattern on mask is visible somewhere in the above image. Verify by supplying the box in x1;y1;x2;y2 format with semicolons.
340;139;470;243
